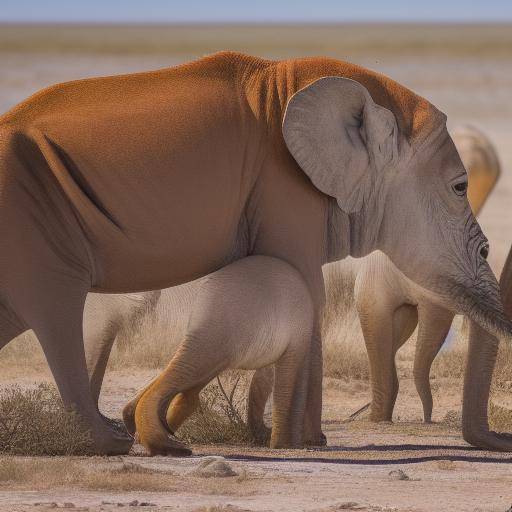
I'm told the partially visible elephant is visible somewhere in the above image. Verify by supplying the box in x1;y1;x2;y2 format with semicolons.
122;256;313;455
463;245;512;450
2;52;511;453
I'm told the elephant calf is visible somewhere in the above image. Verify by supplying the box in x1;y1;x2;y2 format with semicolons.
345;124;501;423
122;256;313;456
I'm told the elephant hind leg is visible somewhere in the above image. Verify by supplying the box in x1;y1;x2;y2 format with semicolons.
135;346;225;456
165;385;203;432
123;382;203;437
247;366;274;444
360;302;417;423
413;305;454;423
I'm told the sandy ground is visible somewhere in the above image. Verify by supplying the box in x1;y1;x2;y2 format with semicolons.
1;371;512;512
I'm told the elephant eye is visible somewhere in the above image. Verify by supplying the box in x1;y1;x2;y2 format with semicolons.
452;181;468;196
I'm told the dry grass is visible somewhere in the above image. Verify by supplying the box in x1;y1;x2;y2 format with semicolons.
0;457;179;491
0;384;92;455
179;372;254;446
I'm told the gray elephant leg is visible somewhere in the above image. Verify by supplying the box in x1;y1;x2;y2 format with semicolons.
413;305;454;423
85;325;117;408
85;291;161;408
302;319;327;446
247;366;274;443
360;302;417;422
18;280;132;455
271;345;309;449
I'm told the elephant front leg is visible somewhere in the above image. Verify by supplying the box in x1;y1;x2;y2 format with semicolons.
302;323;327;446
20;279;133;455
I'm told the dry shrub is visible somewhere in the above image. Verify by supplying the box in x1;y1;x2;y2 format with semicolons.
0;384;92;455
179;372;253;445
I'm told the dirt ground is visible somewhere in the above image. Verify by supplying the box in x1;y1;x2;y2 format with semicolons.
1;371;511;512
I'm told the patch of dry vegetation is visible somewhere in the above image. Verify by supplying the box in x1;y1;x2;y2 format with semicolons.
179;373;254;446
0;384;92;455
0;458;179;491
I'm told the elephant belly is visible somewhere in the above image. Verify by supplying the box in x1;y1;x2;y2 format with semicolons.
235;335;289;371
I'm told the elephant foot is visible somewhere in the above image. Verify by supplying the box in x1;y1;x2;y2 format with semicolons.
89;420;134;455
270;436;301;449
142;433;192;457
303;431;327;447
463;428;512;451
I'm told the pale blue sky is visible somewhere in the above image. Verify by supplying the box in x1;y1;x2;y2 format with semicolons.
1;0;511;23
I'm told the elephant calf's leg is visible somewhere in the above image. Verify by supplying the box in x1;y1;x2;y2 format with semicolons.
271;345;309;449
247;366;274;443
135;346;221;456
165;385;203;432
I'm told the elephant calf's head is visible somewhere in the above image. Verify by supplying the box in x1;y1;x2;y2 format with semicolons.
282;76;511;341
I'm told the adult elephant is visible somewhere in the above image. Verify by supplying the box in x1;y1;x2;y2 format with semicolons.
84;125;500;429
0;51;510;454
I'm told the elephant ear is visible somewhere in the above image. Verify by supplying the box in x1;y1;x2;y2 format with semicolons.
282;77;398;213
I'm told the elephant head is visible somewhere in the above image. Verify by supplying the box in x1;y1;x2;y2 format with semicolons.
282;77;512;390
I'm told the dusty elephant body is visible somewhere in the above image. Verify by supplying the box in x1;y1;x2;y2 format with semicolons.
0;51;510;454
122;256;313;455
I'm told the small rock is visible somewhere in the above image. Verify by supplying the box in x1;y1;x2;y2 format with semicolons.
336;502;364;510
388;469;410;481
139;503;156;507
191;457;238;478
128;500;139;507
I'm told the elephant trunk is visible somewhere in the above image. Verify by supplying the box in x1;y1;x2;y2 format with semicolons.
462;250;512;450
